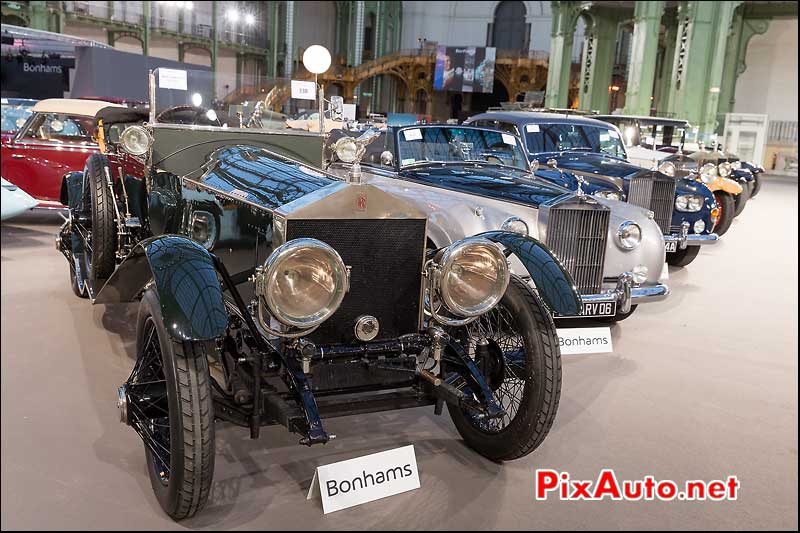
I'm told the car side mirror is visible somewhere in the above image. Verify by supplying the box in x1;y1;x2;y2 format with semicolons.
380;150;394;166
546;158;558;169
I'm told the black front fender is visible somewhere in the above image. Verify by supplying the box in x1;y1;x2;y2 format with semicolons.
477;231;581;316
94;235;228;341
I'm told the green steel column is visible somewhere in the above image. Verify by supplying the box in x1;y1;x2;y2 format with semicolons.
27;1;48;30
665;1;742;142
623;1;665;115
545;1;579;108
655;17;678;115
578;13;618;113
142;1;150;56
700;1;741;137
211;0;218;97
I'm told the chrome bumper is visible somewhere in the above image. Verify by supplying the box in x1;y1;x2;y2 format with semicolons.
580;273;670;313
664;221;719;249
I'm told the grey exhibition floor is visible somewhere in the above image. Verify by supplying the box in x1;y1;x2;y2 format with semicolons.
1;176;797;530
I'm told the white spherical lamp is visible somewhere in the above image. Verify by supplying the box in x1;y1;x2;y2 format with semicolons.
302;45;332;75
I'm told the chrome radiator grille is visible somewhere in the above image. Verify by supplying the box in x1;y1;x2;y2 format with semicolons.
628;176;677;234
545;201;610;294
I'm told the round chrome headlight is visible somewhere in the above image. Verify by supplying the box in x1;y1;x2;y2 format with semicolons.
731;160;741;170
438;238;510;317
594;190;623;201
658;161;676;177
500;216;528;236
257;238;348;328
617;221;642;250
334;136;359;163
699;163;717;184
718;162;732;177
119;125;153;156
693;219;706;234
675;194;703;212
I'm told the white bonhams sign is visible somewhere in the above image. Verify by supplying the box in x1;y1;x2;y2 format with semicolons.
555;327;613;355
307;445;421;513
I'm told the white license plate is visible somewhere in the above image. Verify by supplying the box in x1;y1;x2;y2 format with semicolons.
665;241;678;253
580;301;617;317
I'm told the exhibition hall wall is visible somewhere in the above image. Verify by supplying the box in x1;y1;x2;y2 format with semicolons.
734;18;799;121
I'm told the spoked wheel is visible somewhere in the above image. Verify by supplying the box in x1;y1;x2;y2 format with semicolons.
123;288;215;520
447;276;561;461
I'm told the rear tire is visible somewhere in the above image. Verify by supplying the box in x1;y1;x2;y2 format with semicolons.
82;153;117;287
130;289;215;520
69;266;88;298
447;275;561;461
751;174;762;197
667;245;701;267
733;182;750;217
713;191;735;236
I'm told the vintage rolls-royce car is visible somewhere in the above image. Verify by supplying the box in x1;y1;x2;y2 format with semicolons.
594;114;744;236
598;114;765;200
676;150;755;217
1;98;120;207
324;124;670;322
56;69;581;520
466;111;719;267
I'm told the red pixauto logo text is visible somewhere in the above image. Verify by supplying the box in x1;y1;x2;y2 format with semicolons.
535;469;740;501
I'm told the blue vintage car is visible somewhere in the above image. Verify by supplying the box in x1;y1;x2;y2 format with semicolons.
466;111;720;267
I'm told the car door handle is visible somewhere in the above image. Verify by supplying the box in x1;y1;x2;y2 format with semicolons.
11;154;25;159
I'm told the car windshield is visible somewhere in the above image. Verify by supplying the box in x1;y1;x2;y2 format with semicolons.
396;126;529;171
150;67;308;130
523;123;626;158
20;113;96;143
611;120;687;150
1;101;36;133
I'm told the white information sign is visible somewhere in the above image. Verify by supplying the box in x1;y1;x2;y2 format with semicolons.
556;327;613;355
403;128;422;141
342;103;357;121
526;124;540;133
291;80;317;100
158;68;187;91
501;133;517;145
307;445;421;514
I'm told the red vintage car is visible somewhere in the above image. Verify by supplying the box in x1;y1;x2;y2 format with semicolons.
1;98;121;206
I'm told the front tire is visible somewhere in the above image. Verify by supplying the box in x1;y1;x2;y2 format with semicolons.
128;288;215;520
447;275;561;461
667;245;701;267
713;192;735;236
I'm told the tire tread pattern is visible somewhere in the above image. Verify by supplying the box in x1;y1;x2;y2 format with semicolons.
169;339;215;520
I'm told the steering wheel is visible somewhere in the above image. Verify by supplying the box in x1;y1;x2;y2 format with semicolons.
155;105;220;126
